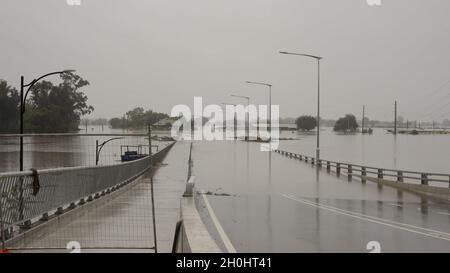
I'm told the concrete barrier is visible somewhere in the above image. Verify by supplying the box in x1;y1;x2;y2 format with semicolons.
173;196;222;253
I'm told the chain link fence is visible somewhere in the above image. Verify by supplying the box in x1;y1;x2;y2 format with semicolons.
0;133;174;251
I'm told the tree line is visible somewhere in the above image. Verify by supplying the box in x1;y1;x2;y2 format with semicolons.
0;73;93;133
296;114;359;132
109;107;170;129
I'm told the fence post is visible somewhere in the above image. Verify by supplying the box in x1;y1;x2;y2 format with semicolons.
336;163;341;175
40;212;49;221
378;169;384;179
0;196;5;251
326;161;331;171
148;124;158;253
397;171;403;182
317;159;322;167
421;173;428;186
311;157;315;165
361;167;366;183
348;165;353;179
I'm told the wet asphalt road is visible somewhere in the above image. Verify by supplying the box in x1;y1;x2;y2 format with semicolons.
192;141;450;252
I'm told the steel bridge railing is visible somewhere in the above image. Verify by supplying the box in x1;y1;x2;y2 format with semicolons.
274;149;450;188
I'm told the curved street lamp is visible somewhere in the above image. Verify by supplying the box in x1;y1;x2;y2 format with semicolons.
279;50;322;163
19;70;76;171
246;81;272;141
245;81;272;140
95;137;123;165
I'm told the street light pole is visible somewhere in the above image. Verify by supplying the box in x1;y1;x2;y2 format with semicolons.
245;81;272;141
222;103;237;140
279;51;322;163
19;70;75;171
231;94;250;141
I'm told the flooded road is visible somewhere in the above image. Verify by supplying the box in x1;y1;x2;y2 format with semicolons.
192;140;450;252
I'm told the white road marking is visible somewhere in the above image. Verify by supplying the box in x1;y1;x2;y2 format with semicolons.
283;193;450;237
281;193;450;242
436;211;450;216
201;194;237;253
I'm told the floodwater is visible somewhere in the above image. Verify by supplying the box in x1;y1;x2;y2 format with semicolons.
278;127;450;174
3;125;450;252
192;140;450;252
0;126;171;172
2;126;449;174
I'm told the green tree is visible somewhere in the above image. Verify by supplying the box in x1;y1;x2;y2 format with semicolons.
126;107;146;128
295;115;317;131
109;117;124;128
334;114;359;132
143;110;169;126
24;72;94;133
110;108;169;129
0;80;20;133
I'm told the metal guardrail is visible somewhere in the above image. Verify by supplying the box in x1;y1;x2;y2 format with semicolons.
275;149;450;188
0;142;175;247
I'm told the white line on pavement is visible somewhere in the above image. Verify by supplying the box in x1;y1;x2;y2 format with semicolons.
281;193;450;242
201;194;237;253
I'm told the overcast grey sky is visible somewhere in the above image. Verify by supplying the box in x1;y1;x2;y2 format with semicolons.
1;0;449;121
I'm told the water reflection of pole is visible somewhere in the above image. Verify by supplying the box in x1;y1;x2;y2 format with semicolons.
245;141;250;249
269;150;272;185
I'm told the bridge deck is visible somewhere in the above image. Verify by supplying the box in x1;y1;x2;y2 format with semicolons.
8;142;189;253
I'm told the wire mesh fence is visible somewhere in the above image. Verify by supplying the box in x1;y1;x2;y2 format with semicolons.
0;132;175;252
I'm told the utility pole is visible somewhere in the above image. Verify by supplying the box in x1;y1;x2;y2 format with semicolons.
394;101;397;135
362;105;365;133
